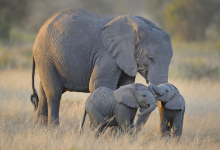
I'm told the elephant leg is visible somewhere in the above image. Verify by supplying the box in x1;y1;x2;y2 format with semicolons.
87;108;106;132
34;82;48;125
160;117;170;136
40;71;63;126
47;93;62;126
89;119;95;131
117;118;132;133
172;121;182;137
159;107;169;136
172;111;184;137
115;104;134;133
89;118;107;134
90;113;108;137
167;121;172;132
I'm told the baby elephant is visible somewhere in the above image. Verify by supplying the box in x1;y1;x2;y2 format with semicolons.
149;83;185;137
81;83;156;134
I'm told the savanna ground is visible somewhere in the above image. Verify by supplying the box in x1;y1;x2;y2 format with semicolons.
0;34;220;149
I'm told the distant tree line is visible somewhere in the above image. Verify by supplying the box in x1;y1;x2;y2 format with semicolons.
0;0;220;41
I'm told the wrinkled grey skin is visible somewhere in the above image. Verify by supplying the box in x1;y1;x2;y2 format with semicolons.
31;8;173;126
149;83;185;137
81;84;156;134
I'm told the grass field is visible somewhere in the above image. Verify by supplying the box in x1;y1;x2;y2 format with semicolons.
0;69;219;149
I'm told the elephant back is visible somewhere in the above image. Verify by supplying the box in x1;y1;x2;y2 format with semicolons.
88;87;114;102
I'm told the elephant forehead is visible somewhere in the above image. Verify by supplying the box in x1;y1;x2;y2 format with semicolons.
135;84;148;91
158;84;167;89
163;83;177;91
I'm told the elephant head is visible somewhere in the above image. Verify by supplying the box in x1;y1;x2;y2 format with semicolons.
149;83;185;110
113;83;157;117
102;15;173;85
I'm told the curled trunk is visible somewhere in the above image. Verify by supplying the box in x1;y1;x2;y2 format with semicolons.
148;83;162;96
139;103;156;117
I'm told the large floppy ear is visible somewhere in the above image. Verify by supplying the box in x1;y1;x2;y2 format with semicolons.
165;92;185;110
101;15;145;77
136;16;161;30
113;85;139;108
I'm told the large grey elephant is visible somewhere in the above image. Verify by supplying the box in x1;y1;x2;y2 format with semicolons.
30;8;173;126
149;83;185;137
81;84;156;134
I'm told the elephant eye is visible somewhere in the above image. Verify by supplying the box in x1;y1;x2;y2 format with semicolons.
165;90;169;93
143;95;146;97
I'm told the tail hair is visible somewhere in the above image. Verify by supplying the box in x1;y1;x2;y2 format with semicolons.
31;56;39;111
31;92;39;111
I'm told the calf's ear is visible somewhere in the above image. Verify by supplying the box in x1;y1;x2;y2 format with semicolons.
165;92;185;110
113;86;139;108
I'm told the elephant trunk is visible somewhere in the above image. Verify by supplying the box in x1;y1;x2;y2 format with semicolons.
149;83;162;96
139;103;156;117
147;63;169;86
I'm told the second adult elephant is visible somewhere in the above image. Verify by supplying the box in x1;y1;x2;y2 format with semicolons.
31;8;173;126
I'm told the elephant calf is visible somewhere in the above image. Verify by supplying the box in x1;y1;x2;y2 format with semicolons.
81;83;156;134
149;83;185;137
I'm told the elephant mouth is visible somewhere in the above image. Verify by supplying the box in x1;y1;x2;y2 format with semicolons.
155;93;162;98
140;101;150;108
156;95;164;101
145;103;150;108
145;104;150;108
137;64;148;74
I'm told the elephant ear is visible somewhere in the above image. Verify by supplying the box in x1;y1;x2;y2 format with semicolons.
102;15;144;77
113;85;139;108
165;92;185;110
136;16;161;30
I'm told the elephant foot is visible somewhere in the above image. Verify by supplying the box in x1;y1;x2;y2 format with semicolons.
48;118;60;127
34;115;48;126
34;115;48;125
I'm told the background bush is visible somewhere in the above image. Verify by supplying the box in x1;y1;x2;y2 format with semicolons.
164;0;220;41
0;0;34;40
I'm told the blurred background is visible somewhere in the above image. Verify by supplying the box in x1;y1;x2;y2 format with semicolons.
0;0;220;80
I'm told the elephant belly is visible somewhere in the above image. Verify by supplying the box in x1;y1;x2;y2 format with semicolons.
62;63;93;92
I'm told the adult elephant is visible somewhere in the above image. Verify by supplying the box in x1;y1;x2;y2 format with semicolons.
31;8;173;126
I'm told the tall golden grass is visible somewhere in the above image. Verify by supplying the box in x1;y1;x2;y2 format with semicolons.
0;70;219;150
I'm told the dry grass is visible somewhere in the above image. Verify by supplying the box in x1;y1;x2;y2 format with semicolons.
0;70;219;150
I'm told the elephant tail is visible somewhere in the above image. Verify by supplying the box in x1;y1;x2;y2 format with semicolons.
30;56;39;111
80;110;87;135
